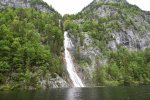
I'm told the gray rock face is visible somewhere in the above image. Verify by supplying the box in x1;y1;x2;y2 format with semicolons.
94;0;126;3
110;30;150;50
39;74;70;89
69;32;102;86
0;0;55;13
94;5;118;17
83;1;150;50
0;0;29;8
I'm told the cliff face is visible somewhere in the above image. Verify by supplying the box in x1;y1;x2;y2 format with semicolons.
78;0;150;50
64;0;150;86
94;0;126;3
0;0;30;8
0;0;56;13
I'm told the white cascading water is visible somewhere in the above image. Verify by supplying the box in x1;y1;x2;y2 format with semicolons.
64;31;84;87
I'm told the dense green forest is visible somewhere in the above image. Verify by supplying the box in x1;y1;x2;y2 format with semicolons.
94;48;150;86
0;7;64;90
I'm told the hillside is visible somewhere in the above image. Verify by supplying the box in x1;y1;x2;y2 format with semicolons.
0;0;69;90
1;0;150;89
64;0;150;86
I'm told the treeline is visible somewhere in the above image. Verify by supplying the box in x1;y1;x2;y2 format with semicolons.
0;7;63;89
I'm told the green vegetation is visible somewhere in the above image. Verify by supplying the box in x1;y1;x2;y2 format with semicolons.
94;48;150;86
64;20;78;32
0;7;63;90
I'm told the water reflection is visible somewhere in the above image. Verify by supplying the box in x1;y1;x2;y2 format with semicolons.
66;88;82;100
1;86;150;100
65;87;102;100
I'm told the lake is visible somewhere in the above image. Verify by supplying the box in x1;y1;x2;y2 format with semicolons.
0;86;150;100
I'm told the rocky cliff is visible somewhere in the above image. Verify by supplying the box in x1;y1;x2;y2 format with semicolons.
0;0;56;13
94;0;126;3
76;0;150;50
64;0;150;86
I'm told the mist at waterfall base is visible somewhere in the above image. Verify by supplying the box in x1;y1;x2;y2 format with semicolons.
64;31;84;87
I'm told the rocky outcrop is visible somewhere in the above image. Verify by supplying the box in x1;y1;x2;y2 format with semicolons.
68;32;103;86
94;0;127;3
0;0;56;13
39;74;70;89
108;29;150;50
92;6;150;50
81;0;150;50
0;0;30;8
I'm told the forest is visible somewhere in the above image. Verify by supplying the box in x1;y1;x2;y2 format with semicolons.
0;7;64;90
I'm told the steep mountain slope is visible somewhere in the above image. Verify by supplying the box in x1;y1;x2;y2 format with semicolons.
0;0;69;90
64;0;150;86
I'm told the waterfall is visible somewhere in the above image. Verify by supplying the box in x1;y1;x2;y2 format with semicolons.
64;31;84;87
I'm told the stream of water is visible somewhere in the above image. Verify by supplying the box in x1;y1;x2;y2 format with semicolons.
64;31;84;87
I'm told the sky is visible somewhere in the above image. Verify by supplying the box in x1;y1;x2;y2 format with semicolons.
43;0;150;15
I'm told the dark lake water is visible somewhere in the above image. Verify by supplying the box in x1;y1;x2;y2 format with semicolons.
0;86;150;100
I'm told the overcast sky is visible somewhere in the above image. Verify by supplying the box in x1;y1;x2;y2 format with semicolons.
43;0;150;15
